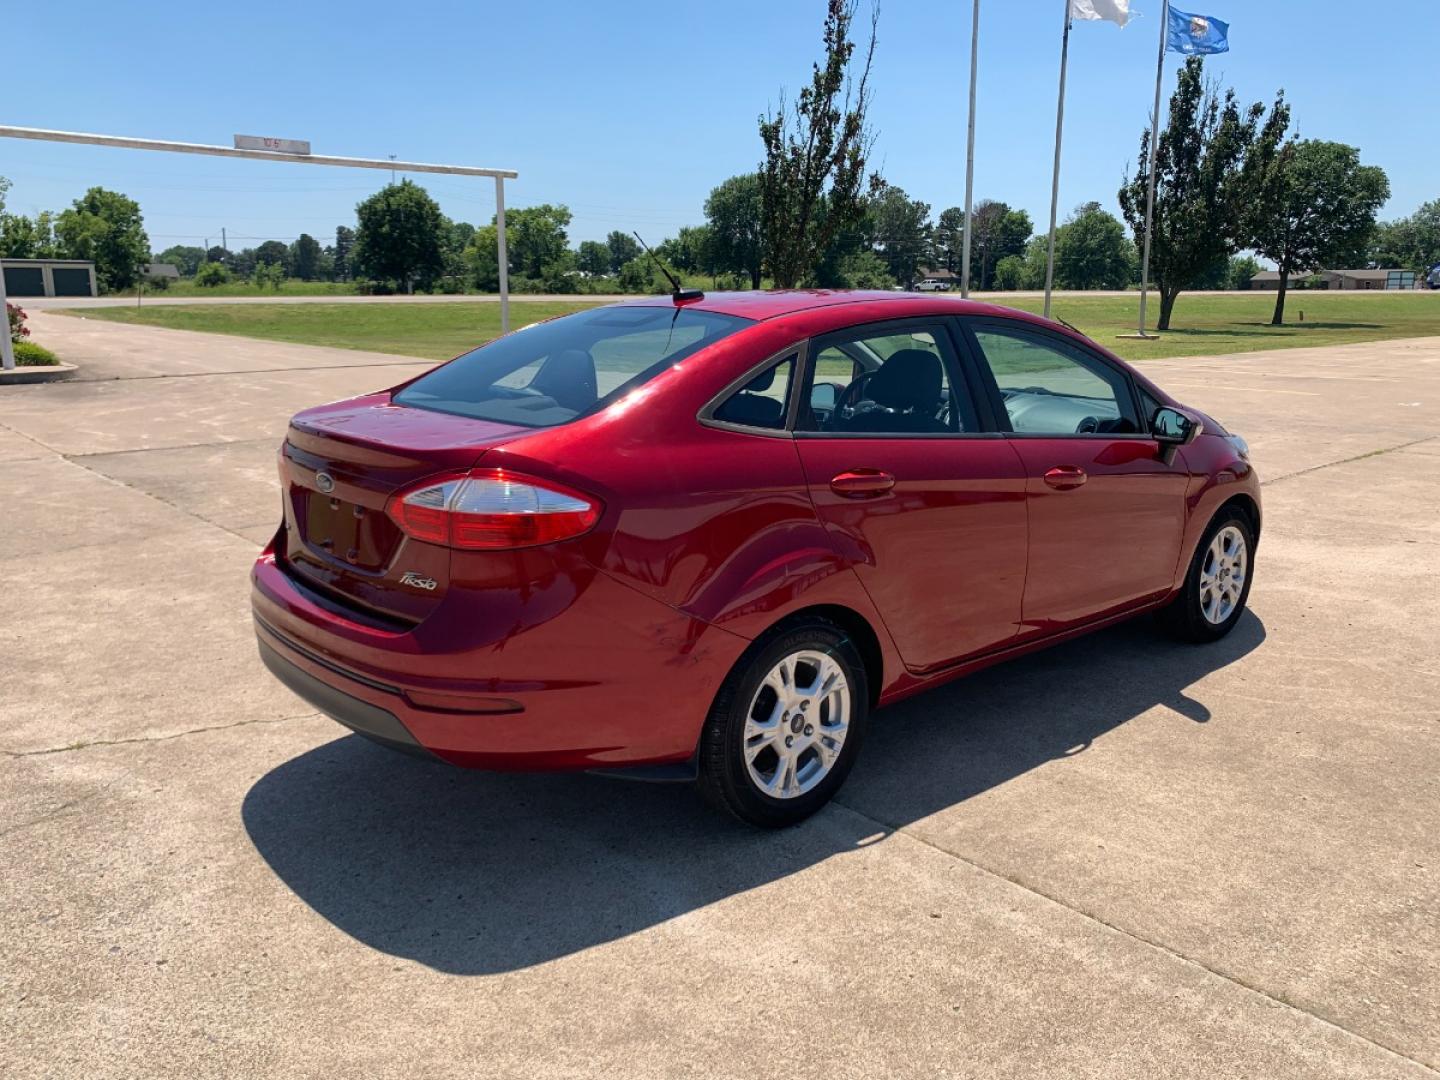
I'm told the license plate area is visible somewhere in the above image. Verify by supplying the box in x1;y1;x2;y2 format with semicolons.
298;490;399;570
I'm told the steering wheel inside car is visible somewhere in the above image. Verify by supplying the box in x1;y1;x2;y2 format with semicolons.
832;371;879;424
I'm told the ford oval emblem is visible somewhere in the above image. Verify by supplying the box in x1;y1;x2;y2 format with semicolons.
315;471;335;494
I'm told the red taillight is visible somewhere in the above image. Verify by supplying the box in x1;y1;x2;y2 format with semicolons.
385;468;601;551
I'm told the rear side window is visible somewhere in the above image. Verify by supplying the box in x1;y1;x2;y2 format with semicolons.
395;306;750;427
712;356;796;431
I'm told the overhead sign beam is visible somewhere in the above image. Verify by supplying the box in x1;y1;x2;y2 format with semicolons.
0;125;518;369
0;125;518;178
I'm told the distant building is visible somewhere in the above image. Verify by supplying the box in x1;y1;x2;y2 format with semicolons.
1249;268;1418;291
140;263;181;283
1;258;98;298
1321;268;1416;290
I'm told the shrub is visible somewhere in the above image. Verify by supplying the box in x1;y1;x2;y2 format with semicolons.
13;341;59;366
7;302;30;344
194;262;231;287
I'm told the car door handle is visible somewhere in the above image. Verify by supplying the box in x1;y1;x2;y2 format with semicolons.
830;469;896;497
1043;465;1088;491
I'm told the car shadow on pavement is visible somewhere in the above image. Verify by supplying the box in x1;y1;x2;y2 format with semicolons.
242;611;1264;975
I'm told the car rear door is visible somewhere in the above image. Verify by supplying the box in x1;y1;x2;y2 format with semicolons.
792;318;1029;673
959;318;1189;632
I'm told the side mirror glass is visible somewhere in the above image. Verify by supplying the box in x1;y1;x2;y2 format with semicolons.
811;382;839;410
1152;406;1201;445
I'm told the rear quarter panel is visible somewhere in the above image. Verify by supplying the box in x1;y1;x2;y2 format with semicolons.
480;315;907;688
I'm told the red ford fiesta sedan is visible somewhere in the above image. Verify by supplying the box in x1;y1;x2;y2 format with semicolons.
252;291;1258;826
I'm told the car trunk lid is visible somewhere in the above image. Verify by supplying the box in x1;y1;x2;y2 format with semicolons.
278;394;530;624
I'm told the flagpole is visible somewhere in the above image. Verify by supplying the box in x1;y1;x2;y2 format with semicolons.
960;0;980;298
1135;0;1168;337
1043;0;1072;320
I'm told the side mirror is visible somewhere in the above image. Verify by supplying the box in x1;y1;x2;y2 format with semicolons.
1152;406;1202;445
810;382;840;410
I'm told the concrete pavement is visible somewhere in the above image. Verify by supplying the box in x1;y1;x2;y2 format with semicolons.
2;315;1437;1078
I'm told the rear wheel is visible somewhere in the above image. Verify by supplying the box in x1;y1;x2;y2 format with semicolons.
1158;509;1255;642
698;620;868;828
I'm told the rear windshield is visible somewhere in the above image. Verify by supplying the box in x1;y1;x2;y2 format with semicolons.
393;306;750;427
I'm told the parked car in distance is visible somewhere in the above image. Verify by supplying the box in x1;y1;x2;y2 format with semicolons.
253;291;1259;827
913;278;952;292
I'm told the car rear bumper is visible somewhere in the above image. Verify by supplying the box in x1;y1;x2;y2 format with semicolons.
251;547;749;771
256;633;434;760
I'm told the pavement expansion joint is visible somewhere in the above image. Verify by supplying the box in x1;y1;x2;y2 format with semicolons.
830;800;1440;1076
3;711;321;759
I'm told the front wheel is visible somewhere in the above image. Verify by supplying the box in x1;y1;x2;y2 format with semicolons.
1158;510;1255;642
697;620;868;828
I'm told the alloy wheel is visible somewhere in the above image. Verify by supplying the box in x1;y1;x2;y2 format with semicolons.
743;650;851;799
1199;524;1248;625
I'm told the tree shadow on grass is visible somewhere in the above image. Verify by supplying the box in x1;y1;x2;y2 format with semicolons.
1156;322;1383;338
242;612;1264;975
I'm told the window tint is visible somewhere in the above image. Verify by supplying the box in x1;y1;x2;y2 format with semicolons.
395;306;750;427
805;324;976;435
712;356;796;430
971;326;1140;435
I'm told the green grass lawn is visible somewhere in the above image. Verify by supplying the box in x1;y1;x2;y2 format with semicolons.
1001;292;1440;362
63;301;604;360
58;291;1439;364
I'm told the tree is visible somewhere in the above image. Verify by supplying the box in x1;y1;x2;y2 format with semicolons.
0;174;8;214
1245;140;1389;324
658;225;714;276
290;233;321;281
205;245;232;268
1119;58;1269;330
194;262;231;287
254;240;290;272
704;174;765;288
867;183;931;286
1368;199;1440;272
1053;203;1135;290
932;207;965;275
508;205;572;278
353;180;446;292
154;245;205;276
992;254;1026;291
54;187;150;293
576;239;611;276
604;230;640;273
966;200;1032;289
1228;254;1260;289
0;211;60;259
332;225;355;280
758;0;879;287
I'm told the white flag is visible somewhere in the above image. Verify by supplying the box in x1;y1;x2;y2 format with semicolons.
1069;0;1131;26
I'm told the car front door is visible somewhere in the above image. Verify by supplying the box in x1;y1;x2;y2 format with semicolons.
961;318;1190;633
793;319;1029;673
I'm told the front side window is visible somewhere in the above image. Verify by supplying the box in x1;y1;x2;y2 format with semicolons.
803;324;977;435
970;326;1140;435
395;306;750;427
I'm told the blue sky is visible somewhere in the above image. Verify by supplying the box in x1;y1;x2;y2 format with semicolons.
2;0;1432;254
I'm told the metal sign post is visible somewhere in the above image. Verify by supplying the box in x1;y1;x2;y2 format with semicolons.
0;125;519;332
0;253;14;370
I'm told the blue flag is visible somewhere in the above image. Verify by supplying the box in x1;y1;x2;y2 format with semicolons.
1167;7;1229;54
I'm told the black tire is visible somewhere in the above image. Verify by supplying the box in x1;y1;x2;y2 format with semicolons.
1157;508;1255;643
697;618;869;828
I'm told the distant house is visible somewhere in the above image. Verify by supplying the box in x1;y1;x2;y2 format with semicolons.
140;263;182;283
1;258;98;298
1249;268;1418;291
1320;268;1416;290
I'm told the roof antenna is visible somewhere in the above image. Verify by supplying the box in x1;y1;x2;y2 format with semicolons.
633;231;704;303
